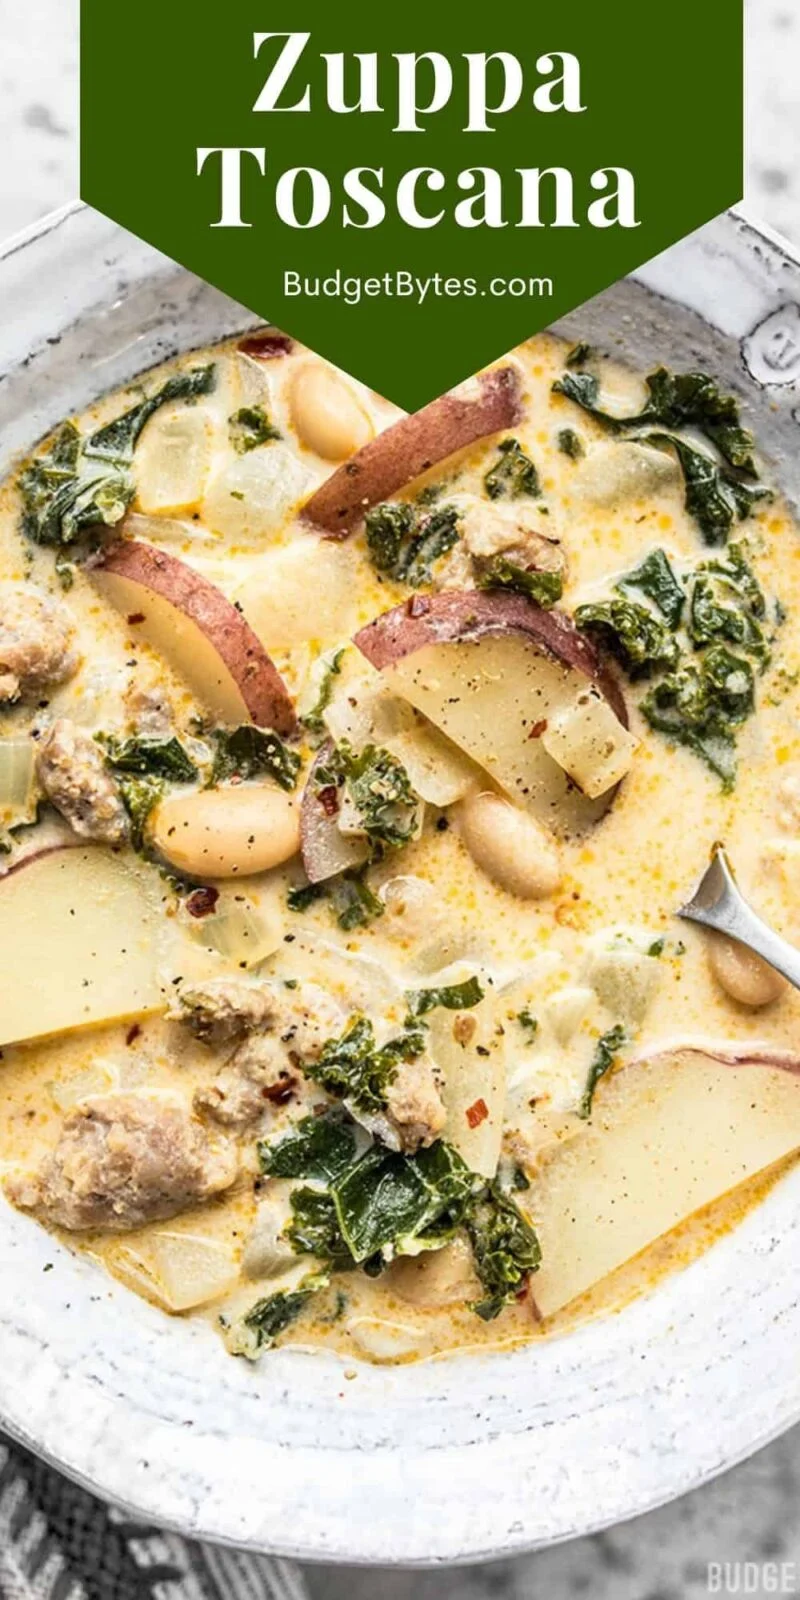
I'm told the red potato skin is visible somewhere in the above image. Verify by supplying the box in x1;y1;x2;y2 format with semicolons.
96;540;297;736
354;589;629;729
302;365;523;535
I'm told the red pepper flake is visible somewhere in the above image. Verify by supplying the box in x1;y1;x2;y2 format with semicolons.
185;886;220;919
407;594;431;618
263;1076;297;1105
318;785;340;818
528;719;548;739
125;1023;142;1047
238;330;294;360
126;612;146;626
465;1097;489;1129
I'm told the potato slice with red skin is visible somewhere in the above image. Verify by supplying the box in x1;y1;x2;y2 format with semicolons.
354;590;629;833
302;365;523;535
300;741;369;884
354;589;627;725
527;1044;800;1320
94;540;296;735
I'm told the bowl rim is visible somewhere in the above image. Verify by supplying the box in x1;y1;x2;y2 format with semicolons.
1;201;800;1567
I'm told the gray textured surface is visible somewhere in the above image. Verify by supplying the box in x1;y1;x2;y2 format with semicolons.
0;0;799;1591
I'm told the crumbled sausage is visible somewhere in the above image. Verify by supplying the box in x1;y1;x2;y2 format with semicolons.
191;980;346;1129
35;718;128;843
383;1053;447;1151
124;683;175;738
0;581;77;704
5;1092;237;1231
169;978;277;1044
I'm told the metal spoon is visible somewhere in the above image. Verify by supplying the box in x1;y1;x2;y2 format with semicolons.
678;843;800;992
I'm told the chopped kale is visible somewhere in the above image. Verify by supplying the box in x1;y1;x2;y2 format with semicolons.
557;428;584;460
210;725;300;791
331;868;385;930
476;555;563;609
645;434;771;546
86;366;216;465
687;544;770;665
306;1014;426;1115
315;741;420;851
516;1008;539;1040
98;733;198;783
407;977;485;1017
285;1187;353;1269
554;366;756;472
114;773;164;852
302;648;344;739
333;1139;477;1264
566;342;594;368
228;405;281;454
19;366;216;551
258;1111;358;1183
578;1024;628;1119
365;501;460;587
641;646;755;789
466;1184;541;1320
483;439;541;501
242;1284;316;1350
616;549;685;629
575;597;680;676
287;880;328;913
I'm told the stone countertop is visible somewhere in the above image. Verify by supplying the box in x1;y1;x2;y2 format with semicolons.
1;1;800;1594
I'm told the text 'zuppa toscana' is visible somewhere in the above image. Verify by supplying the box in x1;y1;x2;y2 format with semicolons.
1;329;799;1363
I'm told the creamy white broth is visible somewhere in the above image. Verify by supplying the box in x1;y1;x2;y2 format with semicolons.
0;329;799;1364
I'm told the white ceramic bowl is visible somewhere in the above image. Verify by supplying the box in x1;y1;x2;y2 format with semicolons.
2;203;800;1566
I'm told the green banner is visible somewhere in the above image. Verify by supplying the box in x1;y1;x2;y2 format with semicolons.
81;1;743;409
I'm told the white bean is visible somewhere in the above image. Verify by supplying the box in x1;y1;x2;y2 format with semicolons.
151;784;300;879
458;791;562;900
707;931;785;1008
289;363;373;461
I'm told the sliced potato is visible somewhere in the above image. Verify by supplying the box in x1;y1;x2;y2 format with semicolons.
237;538;360;651
428;980;506;1177
0;847;166;1046
528;1047;800;1319
110;1231;238;1312
540;688;639;799
385;722;481;807
94;540;296;734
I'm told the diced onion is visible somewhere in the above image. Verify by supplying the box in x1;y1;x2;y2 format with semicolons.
0;738;37;828
186;898;284;969
134;405;217;516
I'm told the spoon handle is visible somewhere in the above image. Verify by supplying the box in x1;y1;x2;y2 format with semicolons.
679;847;800;993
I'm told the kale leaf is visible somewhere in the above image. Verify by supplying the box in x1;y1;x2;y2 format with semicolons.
333;1140;477;1263
466;1184;541;1320
483;439;541;501
241;1285;317;1351
19;367;216;551
302;648;345;739
557;428;584;460
286;865;385;930
228;405;281;454
315;741;420;851
305;1015;426;1115
554;366;756;472
645;434;772;547
258;1111;359;1183
98;733;198;783
365;502;460;587
210;725;300;791
578;1024;628;1119
641;646;755;789
687;543;770;665
476;555;563;609
285;1187;354;1269
407;977;485;1017
574;597;680;676
114;773;165;852
616;548;685;629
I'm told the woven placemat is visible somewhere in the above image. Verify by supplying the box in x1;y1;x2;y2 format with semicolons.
0;1437;309;1600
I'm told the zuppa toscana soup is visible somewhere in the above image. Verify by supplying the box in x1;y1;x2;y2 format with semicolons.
1;329;799;1364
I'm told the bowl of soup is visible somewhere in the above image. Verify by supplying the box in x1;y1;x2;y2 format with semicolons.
0;201;799;1563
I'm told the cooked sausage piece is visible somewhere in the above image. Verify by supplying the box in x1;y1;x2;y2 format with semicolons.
5;1092;237;1232
194;1032;306;1128
383;1054;447;1152
169;978;278;1044
0;581;77;703
35;718;128;843
190;980;347;1129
